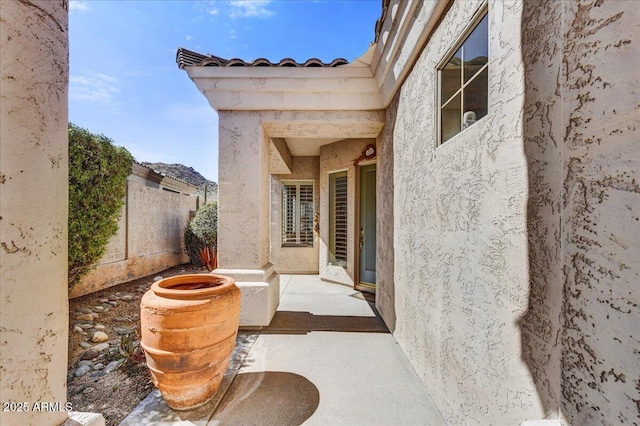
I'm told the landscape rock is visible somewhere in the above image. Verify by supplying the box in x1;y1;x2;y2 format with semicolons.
92;343;109;352
92;306;104;312
121;295;134;301
104;359;125;374
115;327;136;336
83;387;95;394
91;331;109;343
79;349;99;360
93;363;104;370
74;326;83;333
78;323;95;330
114;317;128;322
77;308;93;314
154;276;163;281
75;313;94;321
91;313;99;320
98;298;109;304
75;364;91;377
93;324;105;330
79;342;92;349
108;301;118;307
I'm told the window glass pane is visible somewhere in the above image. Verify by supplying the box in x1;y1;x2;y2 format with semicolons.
282;183;314;247
299;184;314;246
463;14;488;83
463;67;488;128
441;93;461;143
329;172;348;267
441;47;462;103
282;185;297;244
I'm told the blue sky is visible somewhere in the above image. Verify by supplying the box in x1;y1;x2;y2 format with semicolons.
69;0;381;181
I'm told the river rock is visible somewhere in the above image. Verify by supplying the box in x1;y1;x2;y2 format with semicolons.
79;342;92;349
93;324;105;330
92;342;109;352
115;327;136;336
75;313;94;321
74;326;83;333
154;276;163;281
75;364;91;377
98;298;109;304
104;359;124;374
91;331;108;343
78;323;94;330
108;301;118;307
92;306;104;312
80;349;99;360
93;363;104;370
121;295;134;301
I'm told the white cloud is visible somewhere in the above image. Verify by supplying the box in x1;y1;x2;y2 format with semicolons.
69;72;120;106
208;8;219;16
69;1;90;12
186;35;193;41
229;1;274;19
229;29;237;40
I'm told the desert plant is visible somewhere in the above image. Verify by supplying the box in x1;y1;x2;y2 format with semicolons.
183;202;218;270
68;123;133;287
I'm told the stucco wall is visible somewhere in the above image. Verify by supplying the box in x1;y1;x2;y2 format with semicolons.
555;1;639;422
70;179;195;298
388;0;640;423
319;138;376;286
391;1;545;423
376;93;398;332
0;1;70;424
271;156;320;274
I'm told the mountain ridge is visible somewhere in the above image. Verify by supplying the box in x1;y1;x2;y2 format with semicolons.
142;162;218;200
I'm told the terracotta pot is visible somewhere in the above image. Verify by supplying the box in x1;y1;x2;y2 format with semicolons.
140;274;241;410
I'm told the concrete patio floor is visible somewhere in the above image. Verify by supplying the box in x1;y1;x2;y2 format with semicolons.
121;275;445;425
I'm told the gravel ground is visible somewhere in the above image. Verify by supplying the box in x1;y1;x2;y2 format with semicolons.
67;264;207;426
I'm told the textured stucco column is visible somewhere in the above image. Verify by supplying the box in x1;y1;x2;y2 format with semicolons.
0;1;69;425
215;111;279;327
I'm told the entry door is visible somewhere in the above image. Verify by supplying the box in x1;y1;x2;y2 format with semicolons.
359;164;376;289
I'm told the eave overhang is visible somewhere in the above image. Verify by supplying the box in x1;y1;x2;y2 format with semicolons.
183;48;383;111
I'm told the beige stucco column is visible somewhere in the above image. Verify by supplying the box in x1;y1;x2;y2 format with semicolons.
0;1;69;424
214;111;279;327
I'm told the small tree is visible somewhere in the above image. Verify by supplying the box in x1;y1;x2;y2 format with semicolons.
68;123;133;287
184;202;218;271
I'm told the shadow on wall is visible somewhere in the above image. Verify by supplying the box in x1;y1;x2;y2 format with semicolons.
519;0;565;420
211;371;320;425
520;0;639;423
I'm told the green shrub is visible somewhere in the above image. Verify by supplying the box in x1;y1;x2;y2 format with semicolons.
68;123;133;287
184;202;218;265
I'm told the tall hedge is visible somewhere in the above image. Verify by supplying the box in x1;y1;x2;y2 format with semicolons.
68;123;133;287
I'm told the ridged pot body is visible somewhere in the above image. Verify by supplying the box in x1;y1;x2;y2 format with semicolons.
140;274;241;410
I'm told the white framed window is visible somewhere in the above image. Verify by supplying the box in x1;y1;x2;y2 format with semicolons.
329;171;348;268
438;9;489;144
282;181;314;247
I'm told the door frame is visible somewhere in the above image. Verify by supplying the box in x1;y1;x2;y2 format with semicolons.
354;160;376;294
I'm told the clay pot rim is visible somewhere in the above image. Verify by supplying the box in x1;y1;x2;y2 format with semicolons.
151;274;234;299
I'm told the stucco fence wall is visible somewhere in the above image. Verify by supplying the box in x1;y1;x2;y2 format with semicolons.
69;178;196;298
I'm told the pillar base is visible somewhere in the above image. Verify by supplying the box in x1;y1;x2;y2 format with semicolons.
214;263;280;328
